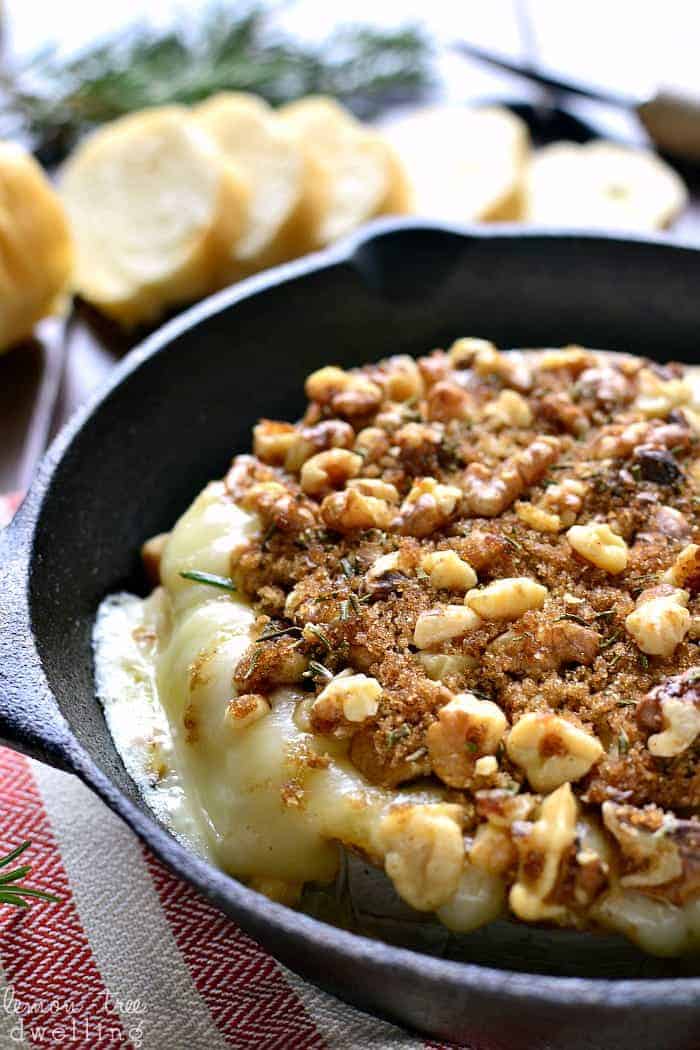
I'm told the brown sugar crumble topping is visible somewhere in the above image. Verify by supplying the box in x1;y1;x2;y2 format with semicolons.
167;339;700;931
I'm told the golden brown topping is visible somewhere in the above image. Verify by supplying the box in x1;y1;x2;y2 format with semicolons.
634;367;692;418
506;713;603;792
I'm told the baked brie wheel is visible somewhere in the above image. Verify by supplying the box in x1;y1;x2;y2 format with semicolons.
95;341;700;957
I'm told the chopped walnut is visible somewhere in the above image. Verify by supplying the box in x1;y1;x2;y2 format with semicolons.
506;712;603;793
426;380;468;422
347;477;400;503
310;670;382;736
567;522;628;574
483;389;533;429
427;692;507;789
509;782;580;923
300;448;362;496
634;367;692;418
463;436;560;517
395;477;462;537
320;488;393;533
625;589;690;658
637;669;700;758
663;544;700;592
413;605;482;649
253;419;297;465
465;577;547;620
377;802;465;911
421;550;477;591
285;420;355;472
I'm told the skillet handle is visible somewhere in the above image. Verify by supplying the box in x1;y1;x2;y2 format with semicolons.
0;510;77;771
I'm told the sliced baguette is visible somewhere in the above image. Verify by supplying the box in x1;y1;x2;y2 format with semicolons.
59;106;248;326
194;92;323;276
381;105;530;223
278;96;408;247
524;141;688;231
0;143;73;352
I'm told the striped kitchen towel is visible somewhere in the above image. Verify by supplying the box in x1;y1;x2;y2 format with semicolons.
0;492;460;1050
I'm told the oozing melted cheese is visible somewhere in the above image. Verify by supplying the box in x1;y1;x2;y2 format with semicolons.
94;479;700;954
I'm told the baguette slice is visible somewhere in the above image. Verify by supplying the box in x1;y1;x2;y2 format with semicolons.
278;96;408;247
59;107;248;326
381;105;530;223
194;92;323;276
0;143;73;352
524;141;688;231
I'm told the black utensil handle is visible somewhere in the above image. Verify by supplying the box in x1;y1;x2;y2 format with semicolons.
0;510;76;771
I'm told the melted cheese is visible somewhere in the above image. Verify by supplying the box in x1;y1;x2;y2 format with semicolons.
94;482;487;921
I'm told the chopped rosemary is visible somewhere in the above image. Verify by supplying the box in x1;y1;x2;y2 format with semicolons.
179;570;236;591
261;522;277;549
256;625;302;643
600;630;622;650
503;533;524;553
338;599;352;622
616;699;637;707
639;652;650;671
465;740;478;753
405;747;427;763
244;647;261;679
593;607;617;620
306;624;332;650
340;557;355;579
305;660;333;681
618;729;630;754
556;613;590;627
387;725;410;747
0;842;60;908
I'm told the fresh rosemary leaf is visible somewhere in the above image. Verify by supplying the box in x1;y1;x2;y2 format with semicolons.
180;570;236;591
307;624;331;650
340;557;355;579
338;599;351;622
556;613;590;627
3;5;432;162
600;630;622;650
306;660;333;681
0;842;60;907
256;625;302;643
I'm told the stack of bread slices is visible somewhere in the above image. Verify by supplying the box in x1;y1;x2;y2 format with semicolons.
59;94;409;328
0;98;689;351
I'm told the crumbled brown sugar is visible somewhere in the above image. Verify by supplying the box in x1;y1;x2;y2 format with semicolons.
218;342;700;915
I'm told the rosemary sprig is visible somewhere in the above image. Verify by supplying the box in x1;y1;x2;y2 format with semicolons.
179;570;236;592
306;624;332;650
0;842;60;908
305;660;333;682
2;4;432;162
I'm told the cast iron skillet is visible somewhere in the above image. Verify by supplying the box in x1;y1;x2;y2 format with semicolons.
1;219;700;1050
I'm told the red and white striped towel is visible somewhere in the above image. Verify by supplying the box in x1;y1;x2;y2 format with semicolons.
0;492;460;1049
0;748;463;1050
